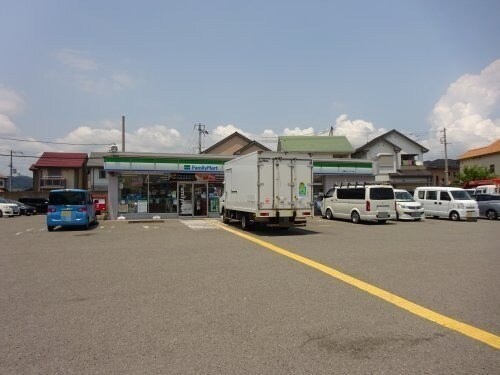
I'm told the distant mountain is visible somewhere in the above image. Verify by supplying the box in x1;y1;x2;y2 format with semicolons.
7;175;33;191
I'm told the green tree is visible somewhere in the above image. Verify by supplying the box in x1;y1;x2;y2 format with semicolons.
456;165;495;184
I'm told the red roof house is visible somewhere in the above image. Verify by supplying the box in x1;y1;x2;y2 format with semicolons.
30;152;88;192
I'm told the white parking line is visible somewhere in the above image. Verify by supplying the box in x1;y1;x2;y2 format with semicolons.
180;219;219;230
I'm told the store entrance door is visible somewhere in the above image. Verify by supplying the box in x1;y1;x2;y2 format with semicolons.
178;183;208;217
193;183;208;217
178;183;193;216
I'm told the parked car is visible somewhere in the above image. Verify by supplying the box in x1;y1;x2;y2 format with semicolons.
321;184;396;224
472;194;500;220
414;187;478;221
18;197;49;214
0;197;19;217
6;199;37;216
394;189;424;221
93;198;107;215
47;189;97;231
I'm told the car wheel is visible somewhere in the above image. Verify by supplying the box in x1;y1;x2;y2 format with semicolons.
486;209;498;220
0;210;3;218
325;208;333;220
449;211;460;221
351;211;360;224
47;226;54;232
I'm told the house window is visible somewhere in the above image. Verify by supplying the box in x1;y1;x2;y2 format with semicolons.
48;167;62;176
0;179;4;188
378;155;394;167
401;154;417;166
99;169;106;179
490;164;495;173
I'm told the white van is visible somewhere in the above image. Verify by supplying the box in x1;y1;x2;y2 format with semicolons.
414;187;478;221
321;184;396;223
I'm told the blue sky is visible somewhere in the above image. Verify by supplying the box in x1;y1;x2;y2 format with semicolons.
0;0;499;175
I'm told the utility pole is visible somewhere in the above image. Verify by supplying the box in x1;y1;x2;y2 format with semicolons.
194;123;209;154
9;150;23;192
440;128;449;186
122;115;126;152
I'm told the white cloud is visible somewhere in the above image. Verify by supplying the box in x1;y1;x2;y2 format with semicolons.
333;114;387;148
283;126;315;136
0;114;19;135
426;59;500;159
54;49;99;71
0;87;23;139
50;124;184;154
0;86;24;115
210;124;249;140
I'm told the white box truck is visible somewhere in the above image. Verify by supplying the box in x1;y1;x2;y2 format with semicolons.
222;151;314;229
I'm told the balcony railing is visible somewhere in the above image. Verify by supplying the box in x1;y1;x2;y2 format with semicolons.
40;176;66;189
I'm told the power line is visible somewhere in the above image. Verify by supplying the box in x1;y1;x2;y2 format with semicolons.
0;135;113;146
0;153;111;160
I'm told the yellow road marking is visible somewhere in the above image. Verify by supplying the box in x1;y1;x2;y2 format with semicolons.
213;221;500;349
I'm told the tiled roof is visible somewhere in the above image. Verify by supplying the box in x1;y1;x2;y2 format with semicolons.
31;152;88;169
458;139;500;160
277;136;354;153
424;159;459;169
202;132;253;154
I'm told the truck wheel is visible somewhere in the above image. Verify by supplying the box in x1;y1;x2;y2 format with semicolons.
241;214;249;230
351;211;360;224
449;211;460;221
222;210;230;224
325;209;333;220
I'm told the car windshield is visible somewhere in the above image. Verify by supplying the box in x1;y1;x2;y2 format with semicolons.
49;191;87;205
450;190;472;200
395;191;415;202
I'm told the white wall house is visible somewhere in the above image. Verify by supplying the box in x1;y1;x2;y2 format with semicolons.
352;129;432;190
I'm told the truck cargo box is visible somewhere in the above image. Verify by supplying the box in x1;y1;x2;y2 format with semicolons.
222;151;313;229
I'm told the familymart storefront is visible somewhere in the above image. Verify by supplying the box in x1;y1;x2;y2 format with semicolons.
104;154;232;220
103;153;374;220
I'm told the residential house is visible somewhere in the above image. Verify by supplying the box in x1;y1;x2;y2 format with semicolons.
458;139;500;175
30;152;88;192
352;129;432;190
424;159;459;186
0;173;7;192
201;132;271;155
277;135;374;196
87;151;111;211
277;135;354;158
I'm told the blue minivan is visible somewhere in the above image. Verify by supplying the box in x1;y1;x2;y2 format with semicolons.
47;189;97;231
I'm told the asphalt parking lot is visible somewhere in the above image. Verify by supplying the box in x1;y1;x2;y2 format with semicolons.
1;215;499;374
